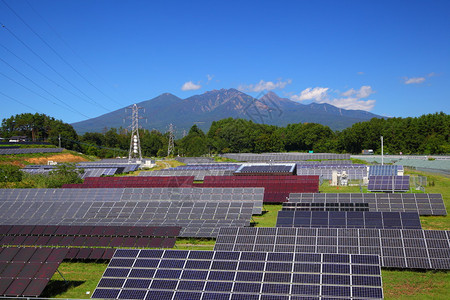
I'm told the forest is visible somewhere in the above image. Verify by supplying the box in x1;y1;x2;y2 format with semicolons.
0;112;448;157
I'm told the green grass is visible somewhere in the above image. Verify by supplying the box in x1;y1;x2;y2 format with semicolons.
253;204;282;227
40;262;108;299
382;269;450;299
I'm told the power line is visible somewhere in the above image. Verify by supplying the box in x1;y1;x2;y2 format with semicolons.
0;21;109;111
0;91;43;114
0;71;91;119
25;0;128;107
0;42;101;107
1;0;124;108
0;57;92;119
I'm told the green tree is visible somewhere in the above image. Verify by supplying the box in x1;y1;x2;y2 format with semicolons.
0;164;23;182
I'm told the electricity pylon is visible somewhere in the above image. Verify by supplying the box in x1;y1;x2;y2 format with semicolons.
127;104;144;162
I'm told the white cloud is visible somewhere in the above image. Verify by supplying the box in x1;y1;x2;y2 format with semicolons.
341;85;374;98
316;97;376;111
291;85;376;111
181;81;201;91
206;74;214;83
238;79;292;92
291;87;329;102
404;77;425;84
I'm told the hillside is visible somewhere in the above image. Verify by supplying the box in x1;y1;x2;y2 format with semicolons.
71;89;383;134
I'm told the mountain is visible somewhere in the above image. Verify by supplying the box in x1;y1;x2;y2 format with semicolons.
71;89;384;135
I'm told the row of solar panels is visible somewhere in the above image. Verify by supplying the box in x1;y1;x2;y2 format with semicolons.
215;227;450;270
220;153;351;161
0;148;64;155
287;193;446;215
93;249;383;300
368;176;410;192
0;200;256;238
0;187;264;215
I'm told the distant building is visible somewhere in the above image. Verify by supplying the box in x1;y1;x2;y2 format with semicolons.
9;136;28;142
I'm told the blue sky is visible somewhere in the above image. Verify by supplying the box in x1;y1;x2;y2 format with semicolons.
0;0;448;125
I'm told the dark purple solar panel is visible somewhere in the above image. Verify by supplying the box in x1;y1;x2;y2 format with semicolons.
30;226;46;235
3;278;31;296
11;235;27;246
0;225;12;235
34;262;60;279
102;249;116;260
67;226;82;235
78;226;93;235
90;226;107;236
72;236;87;247
29;248;53;263
84;237;100;247
19;225;36;235
13;248;36;262
59;236;75;246
0;278;13;295
22;278;50;297
55;225;71;235
16;262;42;279
76;248;92;260
47;236;63;246
22;236;38;246
6;225;24;235
122;237;136;247
65;248;80;260
135;238;150;248
47;248;69;263
89;248;105;260
97;237;111;247
1;262;26;278
110;237;124;247
42;226;58;235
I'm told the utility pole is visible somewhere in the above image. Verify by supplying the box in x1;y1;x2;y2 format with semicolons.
126;104;144;162
58;134;61;148
381;136;384;166
167;123;174;157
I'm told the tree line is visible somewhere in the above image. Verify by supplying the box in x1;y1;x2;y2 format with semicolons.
1;112;448;157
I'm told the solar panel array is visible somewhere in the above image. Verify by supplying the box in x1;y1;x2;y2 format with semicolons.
63;176;196;188
81;168;118;179
287;193;447;215
139;170;233;180
92;249;383;300
0;148;64;155
0;200;254;238
214;227;450;270
283;202;370;212
221;153;351;162
77;163;140;173
296;168;367;180
368;165;403;176
296;160;353;165
0;225;181;249
368;176;410;192
171;164;241;171
2;187;264;215
234;164;296;176
276;211;422;229
0;247;68;297
200;176;319;203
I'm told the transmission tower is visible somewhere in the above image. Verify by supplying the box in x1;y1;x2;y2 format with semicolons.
126;104;144;162
167;123;175;157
